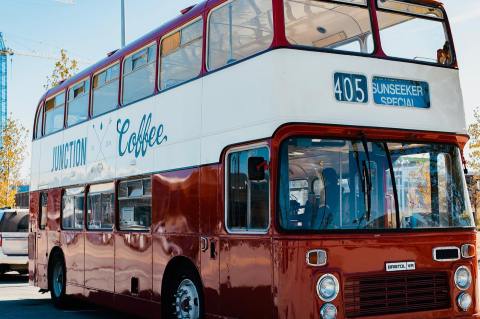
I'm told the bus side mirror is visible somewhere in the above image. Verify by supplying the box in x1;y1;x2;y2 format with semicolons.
248;157;267;181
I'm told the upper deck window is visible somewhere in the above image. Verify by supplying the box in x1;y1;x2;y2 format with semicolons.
44;92;65;135
35;106;44;139
92;63;120;117
67;79;90;127
122;44;157;105
284;0;374;54
377;0;452;65
160;19;203;90
208;0;274;71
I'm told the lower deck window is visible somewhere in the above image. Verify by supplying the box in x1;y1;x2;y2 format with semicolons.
227;147;270;232
62;187;85;230
118;178;152;231
87;183;115;230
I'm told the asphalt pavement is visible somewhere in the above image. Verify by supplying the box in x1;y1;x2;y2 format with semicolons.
0;272;133;318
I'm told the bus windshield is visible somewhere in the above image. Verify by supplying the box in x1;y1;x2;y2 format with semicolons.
278;138;474;231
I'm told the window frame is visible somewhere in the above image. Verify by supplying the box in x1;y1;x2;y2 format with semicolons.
224;142;271;235
374;0;455;66
282;0;377;57
206;0;275;72
121;42;158;106
66;76;91;128
91;62;121;119
158;16;204;91
43;90;66;136
61;186;86;231
117;176;153;232
86;182;116;231
34;103;44;140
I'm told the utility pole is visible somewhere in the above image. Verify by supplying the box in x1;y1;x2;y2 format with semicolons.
121;0;126;48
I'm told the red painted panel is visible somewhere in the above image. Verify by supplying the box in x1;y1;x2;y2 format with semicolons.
273;231;478;319
219;237;274;318
114;232;152;299
84;232;114;292
28;192;39;285
61;231;84;287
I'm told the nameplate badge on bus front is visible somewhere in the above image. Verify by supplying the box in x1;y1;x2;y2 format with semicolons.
385;261;416;272
373;76;430;109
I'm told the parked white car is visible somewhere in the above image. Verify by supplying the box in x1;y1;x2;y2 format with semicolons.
0;209;29;275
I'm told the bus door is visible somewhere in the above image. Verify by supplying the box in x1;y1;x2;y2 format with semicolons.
36;192;49;289
220;146;273;318
114;178;153;305
200;165;221;316
84;183;115;294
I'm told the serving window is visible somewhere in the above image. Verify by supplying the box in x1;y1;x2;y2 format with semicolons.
118;178;152;231
87;183;115;230
62;187;85;230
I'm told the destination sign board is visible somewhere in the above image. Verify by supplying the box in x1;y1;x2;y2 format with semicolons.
372;76;430;108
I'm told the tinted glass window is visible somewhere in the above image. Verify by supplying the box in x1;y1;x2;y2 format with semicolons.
40;192;48;230
44;93;65;135
160;19;203;90
227;147;270;232
62;187;85;230
122;44;157;105
67;80;90;127
92;63;120;117
208;0;274;70
87;183;115;230
118;178;152;231
284;0;373;53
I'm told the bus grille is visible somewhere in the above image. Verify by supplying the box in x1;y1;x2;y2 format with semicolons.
344;272;451;317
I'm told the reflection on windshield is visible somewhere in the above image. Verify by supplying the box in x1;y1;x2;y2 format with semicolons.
279;138;474;231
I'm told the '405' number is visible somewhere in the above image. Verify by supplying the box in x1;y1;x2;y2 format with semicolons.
334;72;368;104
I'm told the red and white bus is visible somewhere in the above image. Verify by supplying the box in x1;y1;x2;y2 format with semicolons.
29;0;478;318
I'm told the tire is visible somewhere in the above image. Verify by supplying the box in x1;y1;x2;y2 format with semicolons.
49;252;67;308
162;266;204;319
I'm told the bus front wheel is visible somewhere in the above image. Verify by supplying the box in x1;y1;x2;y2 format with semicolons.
49;252;67;308
163;267;203;319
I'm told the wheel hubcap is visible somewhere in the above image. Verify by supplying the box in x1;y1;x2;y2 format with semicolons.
52;262;64;298
174;279;200;319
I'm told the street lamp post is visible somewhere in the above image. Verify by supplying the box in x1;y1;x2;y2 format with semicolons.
121;0;126;48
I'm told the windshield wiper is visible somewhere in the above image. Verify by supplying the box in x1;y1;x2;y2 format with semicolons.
384;143;401;228
360;135;372;223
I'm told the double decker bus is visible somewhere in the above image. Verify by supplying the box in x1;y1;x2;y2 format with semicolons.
29;0;478;318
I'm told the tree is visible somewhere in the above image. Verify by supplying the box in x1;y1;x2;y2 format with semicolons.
467;107;480;171
0;117;28;208
44;49;79;90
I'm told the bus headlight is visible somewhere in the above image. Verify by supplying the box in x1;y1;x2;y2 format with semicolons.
316;274;339;302
320;303;337;319
457;292;472;311
454;266;472;290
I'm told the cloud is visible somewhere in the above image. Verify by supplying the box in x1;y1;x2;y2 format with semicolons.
450;7;480;24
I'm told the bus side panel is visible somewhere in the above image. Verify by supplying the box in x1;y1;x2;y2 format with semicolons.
152;168;201;303
28;191;39;286
199;164;221;316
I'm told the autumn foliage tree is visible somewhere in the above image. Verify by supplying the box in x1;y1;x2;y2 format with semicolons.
44;49;79;90
0;118;28;207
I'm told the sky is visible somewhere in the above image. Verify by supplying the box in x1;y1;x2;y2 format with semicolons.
1;0;480;179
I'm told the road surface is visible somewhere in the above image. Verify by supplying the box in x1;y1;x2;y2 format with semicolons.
0;272;133;318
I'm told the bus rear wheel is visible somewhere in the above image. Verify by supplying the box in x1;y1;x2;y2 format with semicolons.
163;267;203;319
49;252;67;308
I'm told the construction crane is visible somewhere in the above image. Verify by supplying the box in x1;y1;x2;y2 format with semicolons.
0;33;8;144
